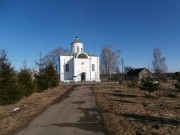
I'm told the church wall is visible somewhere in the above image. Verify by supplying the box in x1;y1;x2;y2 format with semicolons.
73;56;100;82
90;56;100;81
59;56;74;82
73;58;90;81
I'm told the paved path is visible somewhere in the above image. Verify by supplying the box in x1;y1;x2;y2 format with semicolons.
15;85;106;135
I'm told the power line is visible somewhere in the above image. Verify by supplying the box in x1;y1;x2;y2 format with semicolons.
11;59;36;61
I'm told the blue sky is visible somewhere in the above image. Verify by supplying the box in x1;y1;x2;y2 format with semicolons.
0;0;180;72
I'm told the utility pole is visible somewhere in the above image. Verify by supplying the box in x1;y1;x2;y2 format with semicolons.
148;60;150;70
105;60;108;80
121;58;124;81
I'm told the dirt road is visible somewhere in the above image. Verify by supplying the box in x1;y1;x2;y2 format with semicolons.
14;85;106;135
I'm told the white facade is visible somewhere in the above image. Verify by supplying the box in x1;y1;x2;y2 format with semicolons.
59;37;100;82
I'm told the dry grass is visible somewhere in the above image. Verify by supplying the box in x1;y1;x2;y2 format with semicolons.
0;85;72;135
93;82;180;135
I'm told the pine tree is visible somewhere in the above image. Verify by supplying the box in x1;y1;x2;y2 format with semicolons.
0;49;22;105
18;65;36;97
140;77;160;97
35;62;59;92
34;68;48;92
45;62;59;88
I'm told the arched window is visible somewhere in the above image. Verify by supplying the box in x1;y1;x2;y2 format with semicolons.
92;64;95;71
66;64;69;72
77;46;79;52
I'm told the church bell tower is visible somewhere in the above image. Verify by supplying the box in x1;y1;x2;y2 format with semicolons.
71;36;84;53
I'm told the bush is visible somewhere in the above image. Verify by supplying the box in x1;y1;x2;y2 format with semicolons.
140;77;160;96
127;80;138;88
159;73;168;82
0;85;23;105
119;80;123;84
174;77;180;89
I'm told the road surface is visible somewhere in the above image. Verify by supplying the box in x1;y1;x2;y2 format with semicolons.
14;85;106;135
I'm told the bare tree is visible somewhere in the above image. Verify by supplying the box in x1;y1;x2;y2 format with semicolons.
152;48;167;80
36;47;69;71
124;66;133;74
100;45;120;80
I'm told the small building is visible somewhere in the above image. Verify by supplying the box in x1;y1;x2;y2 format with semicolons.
59;36;100;82
175;72;180;79
127;68;152;81
165;73;176;80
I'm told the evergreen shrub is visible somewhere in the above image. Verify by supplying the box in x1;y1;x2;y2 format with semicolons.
18;68;36;97
0;49;23;105
140;77;160;96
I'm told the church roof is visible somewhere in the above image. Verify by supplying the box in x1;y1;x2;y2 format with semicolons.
127;68;150;76
87;53;98;57
60;52;98;57
60;52;77;56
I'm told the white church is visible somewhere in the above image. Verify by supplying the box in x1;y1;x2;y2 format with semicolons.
59;36;100;82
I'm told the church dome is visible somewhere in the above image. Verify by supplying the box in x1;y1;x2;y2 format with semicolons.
71;36;81;43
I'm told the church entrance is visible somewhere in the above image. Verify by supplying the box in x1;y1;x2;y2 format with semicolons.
81;72;86;81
